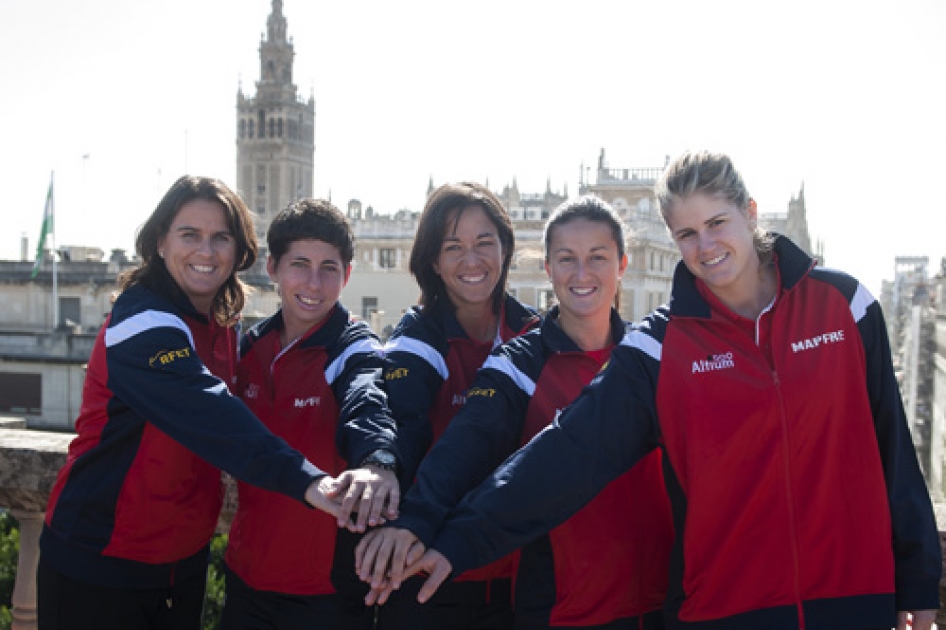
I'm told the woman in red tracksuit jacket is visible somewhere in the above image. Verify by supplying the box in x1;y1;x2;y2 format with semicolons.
38;176;346;630
368;182;540;630
384;152;942;630
220;199;402;630
358;196;673;629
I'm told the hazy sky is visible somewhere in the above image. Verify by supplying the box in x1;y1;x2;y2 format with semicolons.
2;0;944;296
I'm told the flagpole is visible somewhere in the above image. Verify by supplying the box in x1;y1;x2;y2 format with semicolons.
51;172;58;331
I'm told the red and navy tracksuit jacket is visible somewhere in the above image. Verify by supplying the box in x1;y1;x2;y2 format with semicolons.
431;236;941;630
225;304;399;595
42;283;325;589
393;307;672;629
384;294;539;586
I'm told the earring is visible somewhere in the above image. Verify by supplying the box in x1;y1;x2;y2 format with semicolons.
158;251;165;258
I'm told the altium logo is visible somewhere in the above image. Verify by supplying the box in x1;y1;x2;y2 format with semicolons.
791;330;844;353
692;352;735;374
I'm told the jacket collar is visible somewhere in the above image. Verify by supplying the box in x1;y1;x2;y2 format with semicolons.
433;293;539;342
540;305;627;354
668;233;815;320
245;302;351;351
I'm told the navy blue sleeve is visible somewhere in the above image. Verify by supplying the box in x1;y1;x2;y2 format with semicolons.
858;294;941;610
105;315;324;504
330;323;401;470
393;357;530;546
432;340;662;575
384;336;446;483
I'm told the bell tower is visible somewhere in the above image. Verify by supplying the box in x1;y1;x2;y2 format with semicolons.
236;0;315;257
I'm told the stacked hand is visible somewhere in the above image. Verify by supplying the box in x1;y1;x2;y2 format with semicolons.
896;610;936;630
354;527;453;605
304;467;400;532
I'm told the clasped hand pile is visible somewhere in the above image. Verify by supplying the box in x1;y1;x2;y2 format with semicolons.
306;469;449;606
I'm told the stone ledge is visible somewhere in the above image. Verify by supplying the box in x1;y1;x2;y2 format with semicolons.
0;417;28;430
0;429;71;512
0;428;237;528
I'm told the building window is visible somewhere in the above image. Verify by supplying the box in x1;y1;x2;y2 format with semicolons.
239;120;246;139
0;373;42;415
362;297;379;320
379;248;396;269
538;289;555;313
248;120;255;139
59;297;81;328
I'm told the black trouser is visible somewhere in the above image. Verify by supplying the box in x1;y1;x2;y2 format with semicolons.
516;608;665;630
330;528;378;627
376;575;514;630
37;558;206;630
220;566;373;630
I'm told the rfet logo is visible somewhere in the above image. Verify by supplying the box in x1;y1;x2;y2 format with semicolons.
149;347;190;367
467;387;497;399
243;383;259;400
385;367;409;381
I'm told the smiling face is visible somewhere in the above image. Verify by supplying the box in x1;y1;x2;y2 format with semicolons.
664;192;761;303
268;238;351;344
157;199;237;313
432;205;504;312
546;217;627;327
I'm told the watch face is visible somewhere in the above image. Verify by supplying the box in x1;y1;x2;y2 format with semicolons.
373;450;396;465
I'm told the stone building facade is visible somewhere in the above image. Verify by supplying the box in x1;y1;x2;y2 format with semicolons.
236;0;315;261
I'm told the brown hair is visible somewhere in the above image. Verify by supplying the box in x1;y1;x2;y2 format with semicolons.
120;175;258;324
409;182;514;313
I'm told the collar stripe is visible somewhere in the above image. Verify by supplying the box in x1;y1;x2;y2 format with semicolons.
619;329;662;362
325;337;382;385
850;282;874;323
106;310;195;349
482;354;536;396
384;336;449;381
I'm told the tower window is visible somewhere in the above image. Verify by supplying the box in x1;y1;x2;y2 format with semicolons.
278;118;283;138
239;119;246;139
269;118;276;138
248;120;255;139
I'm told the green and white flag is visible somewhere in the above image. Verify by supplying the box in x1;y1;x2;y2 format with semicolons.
31;174;54;279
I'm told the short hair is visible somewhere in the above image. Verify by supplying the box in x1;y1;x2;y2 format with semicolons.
655;150;773;261
409;182;514;313
120;175;257;325
267;198;354;266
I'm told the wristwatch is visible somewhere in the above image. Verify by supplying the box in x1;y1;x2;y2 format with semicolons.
360;449;397;472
